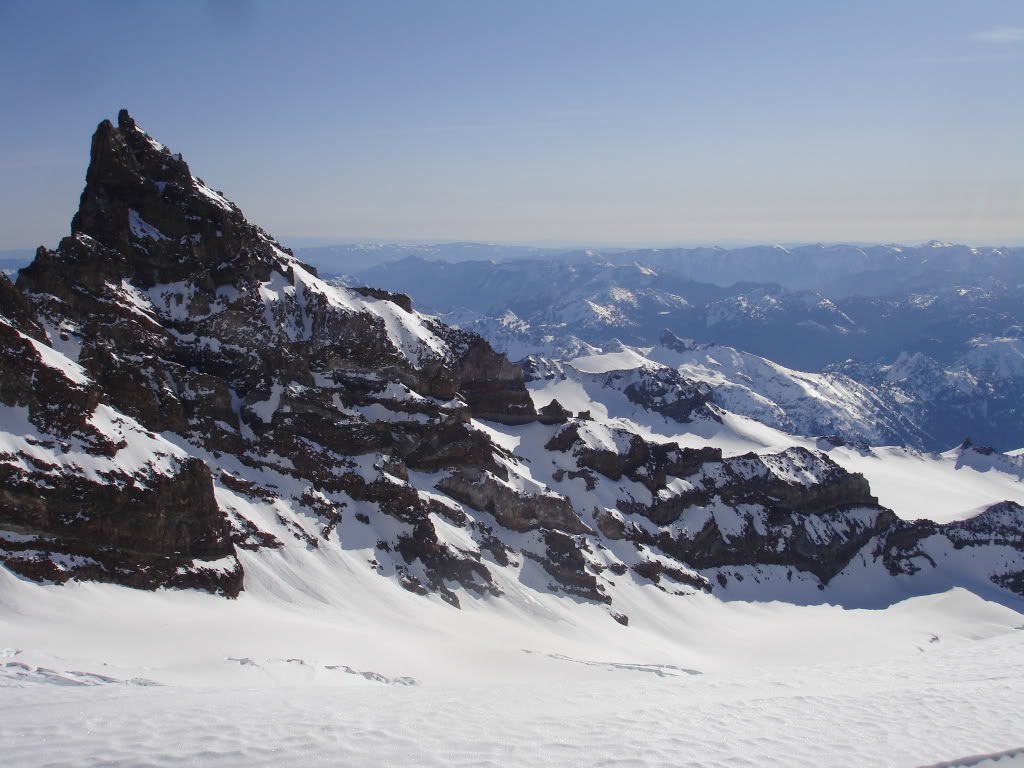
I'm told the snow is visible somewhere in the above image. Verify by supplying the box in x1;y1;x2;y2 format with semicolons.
355;403;433;424
919;751;1024;768
0;556;1021;767
569;347;650;373
831;445;1024;524
0;403;190;486
36;316;84;362
190;555;240;574
964;335;1024;380
191;176;234;211
2;656;1022;766
248;384;285;423
128;209;167;241
530;376;610;420
527;360;1024;525
2;356;1022;766
257;271;297;337
5;217;1024;765
22;330;91;385
146;280;197;322
251;255;450;368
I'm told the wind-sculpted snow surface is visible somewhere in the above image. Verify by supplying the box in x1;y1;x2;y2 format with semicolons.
1;568;1023;767
3;637;1024;768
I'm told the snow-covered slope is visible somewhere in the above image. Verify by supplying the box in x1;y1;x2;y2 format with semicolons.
2;558;1024;767
526;331;929;448
527;354;1024;528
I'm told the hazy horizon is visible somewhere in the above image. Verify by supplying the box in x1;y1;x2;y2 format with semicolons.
6;235;1024;262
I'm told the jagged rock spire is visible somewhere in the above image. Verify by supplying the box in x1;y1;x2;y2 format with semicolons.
59;111;278;288
72;110;190;247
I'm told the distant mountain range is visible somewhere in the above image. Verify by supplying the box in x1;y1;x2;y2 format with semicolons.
320;247;1022;451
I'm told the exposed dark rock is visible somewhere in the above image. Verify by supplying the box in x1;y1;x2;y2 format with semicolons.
616;366;715;424
470;522;512;567
632;560;711;592
538;399;571;425
0;273;46;340
430;323;539;425
594;508;628;540
437;470;588;534
546;423;722;497
396;518;500;608
526;530;610;603
545;423;582;452
0;111;553;599
227;513;284;551
0;456;240;597
352;286;413;313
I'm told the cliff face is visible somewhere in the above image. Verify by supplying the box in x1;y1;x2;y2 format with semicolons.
0;284;240;594
2;111;541;598
1;112;1020;611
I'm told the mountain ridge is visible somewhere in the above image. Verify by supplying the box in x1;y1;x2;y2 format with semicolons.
1;112;1021;616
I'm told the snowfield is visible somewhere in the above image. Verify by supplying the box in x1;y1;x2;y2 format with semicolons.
2;559;1023;767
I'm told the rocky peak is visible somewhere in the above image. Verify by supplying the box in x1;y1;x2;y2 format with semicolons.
19;111;537;423
659;328;698;353
60;109;277;290
0;112;545;598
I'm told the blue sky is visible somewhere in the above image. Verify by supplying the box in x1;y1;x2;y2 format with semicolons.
1;0;1022;249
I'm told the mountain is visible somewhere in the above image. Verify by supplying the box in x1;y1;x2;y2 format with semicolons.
294;241;575;275
832;335;1024;451
349;255;867;369
629;241;1024;296
527;331;932;449
344;253;1024;367
2;110;1022;620
322;239;1024;300
341;251;1024;449
3;111;1024;768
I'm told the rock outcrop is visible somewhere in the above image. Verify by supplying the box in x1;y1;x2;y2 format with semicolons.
1;111;544;597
